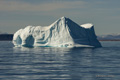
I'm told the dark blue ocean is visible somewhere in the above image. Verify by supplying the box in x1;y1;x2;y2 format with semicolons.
0;41;120;80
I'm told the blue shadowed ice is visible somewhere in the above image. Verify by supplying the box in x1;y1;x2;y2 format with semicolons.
13;17;102;48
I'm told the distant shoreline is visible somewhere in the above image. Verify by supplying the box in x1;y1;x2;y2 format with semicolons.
0;34;120;41
99;40;120;41
0;34;13;41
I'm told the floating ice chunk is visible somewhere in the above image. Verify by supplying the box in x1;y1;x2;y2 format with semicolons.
13;17;102;48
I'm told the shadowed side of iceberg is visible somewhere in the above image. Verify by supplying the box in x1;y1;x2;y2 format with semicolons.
13;17;102;48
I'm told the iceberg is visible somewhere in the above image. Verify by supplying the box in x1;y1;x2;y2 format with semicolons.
13;17;102;48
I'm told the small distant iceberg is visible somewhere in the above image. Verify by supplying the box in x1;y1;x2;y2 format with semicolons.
13;16;102;48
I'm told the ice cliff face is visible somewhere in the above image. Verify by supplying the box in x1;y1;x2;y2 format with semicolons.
13;17;102;47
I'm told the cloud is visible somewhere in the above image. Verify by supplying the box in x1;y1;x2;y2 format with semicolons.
0;0;85;12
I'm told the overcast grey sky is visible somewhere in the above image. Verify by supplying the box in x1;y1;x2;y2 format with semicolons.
0;0;120;35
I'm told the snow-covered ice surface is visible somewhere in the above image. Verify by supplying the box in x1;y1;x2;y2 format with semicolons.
13;17;102;48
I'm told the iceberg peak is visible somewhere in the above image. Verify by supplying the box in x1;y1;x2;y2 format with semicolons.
13;17;102;48
58;16;68;22
61;16;67;19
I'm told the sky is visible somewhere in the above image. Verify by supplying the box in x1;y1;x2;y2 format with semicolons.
0;0;120;35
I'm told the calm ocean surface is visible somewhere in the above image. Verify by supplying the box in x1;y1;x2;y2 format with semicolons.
0;41;120;80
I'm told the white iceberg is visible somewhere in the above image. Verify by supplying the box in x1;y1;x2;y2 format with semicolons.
13;17;102;48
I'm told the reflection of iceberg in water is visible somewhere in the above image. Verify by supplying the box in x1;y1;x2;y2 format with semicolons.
13;17;101;48
12;47;95;79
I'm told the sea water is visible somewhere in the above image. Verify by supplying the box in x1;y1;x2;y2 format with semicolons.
0;41;120;80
